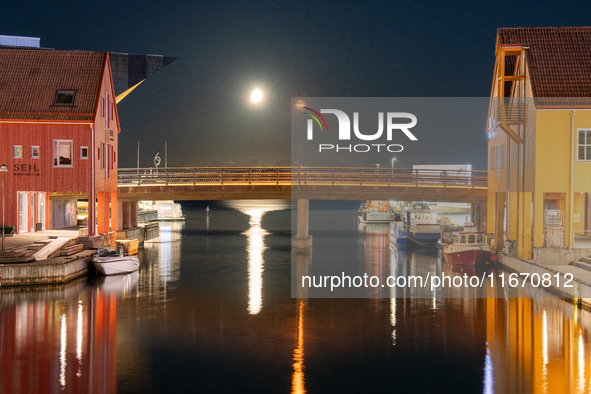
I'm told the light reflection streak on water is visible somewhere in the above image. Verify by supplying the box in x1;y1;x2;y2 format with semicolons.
542;310;548;394
76;301;83;377
60;313;67;388
291;301;305;394
483;343;493;394
242;208;270;315
389;249;396;346
578;330;585;394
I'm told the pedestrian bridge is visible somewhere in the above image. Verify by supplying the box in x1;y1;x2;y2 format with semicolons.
117;167;487;204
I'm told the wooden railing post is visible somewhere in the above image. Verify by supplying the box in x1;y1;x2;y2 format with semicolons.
332;168;335;185
221;169;224;185
415;170;419;186
360;169;363;185
137;170;141;186
304;168;307;185
193;168;196;185
249;169;252;184
443;170;446;187
277;169;279;184
472;172;475;188
165;168;169;185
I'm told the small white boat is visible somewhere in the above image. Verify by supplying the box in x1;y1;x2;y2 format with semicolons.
93;246;140;276
138;200;185;221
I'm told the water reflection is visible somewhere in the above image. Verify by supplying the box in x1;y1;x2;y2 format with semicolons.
291;301;306;394
229;200;290;315
3;204;591;393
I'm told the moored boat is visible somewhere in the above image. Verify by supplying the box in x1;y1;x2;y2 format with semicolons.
390;209;441;248
442;224;496;266
93;246;140;276
358;200;400;223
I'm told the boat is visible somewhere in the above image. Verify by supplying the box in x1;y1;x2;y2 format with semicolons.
357;200;400;223
442;223;495;266
390;209;441;248
139;200;185;221
93;246;140;276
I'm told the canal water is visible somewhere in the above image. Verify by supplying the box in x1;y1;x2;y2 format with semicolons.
1;200;591;393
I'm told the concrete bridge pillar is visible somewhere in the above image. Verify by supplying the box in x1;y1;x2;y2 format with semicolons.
292;199;312;253
122;201;132;229
130;202;138;228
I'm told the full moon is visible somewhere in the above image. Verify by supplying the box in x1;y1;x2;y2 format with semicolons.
251;89;262;102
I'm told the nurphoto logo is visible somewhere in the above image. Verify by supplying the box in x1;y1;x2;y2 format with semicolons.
304;108;418;153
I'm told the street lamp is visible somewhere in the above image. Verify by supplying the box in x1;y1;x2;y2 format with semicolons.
391;157;397;168
1;164;7;251
296;95;305;187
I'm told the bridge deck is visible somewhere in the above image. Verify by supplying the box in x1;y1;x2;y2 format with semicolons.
117;167;487;203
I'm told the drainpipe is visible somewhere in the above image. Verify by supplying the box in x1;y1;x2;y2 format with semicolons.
570;110;576;252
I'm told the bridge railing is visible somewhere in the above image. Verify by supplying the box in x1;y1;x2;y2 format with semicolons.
118;167;487;188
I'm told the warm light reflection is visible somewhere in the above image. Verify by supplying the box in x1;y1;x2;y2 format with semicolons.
542;310;548;394
291;301;305;394
578;330;585;394
243;208;269;315
60;313;67;388
76;301;83;377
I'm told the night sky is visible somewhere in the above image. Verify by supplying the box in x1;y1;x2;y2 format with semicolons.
3;1;591;169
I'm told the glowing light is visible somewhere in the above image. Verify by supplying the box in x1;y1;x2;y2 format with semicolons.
296;100;304;108
483;343;493;394
291;301;306;394
244;208;269;315
578;330;585;394
76;301;83;377
251;89;262;102
542;310;548;394
60;313;67;388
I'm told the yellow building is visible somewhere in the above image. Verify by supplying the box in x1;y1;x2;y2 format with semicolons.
487;27;591;260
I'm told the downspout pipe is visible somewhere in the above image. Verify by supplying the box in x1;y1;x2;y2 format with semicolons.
570;110;576;253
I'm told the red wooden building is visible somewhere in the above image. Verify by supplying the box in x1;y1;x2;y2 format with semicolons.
0;43;177;237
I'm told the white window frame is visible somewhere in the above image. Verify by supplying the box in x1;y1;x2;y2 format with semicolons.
14;145;22;159
577;129;591;162
80;146;89;159
53;140;74;167
31;145;40;159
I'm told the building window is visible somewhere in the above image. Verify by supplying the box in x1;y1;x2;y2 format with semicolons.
31;146;40;159
14;145;22;158
80;146;89;159
578;129;591;161
53;140;73;167
55;90;75;105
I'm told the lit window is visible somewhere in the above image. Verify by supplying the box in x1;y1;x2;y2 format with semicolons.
468;235;475;243
80;146;89;159
55;91;75;105
14;145;22;158
53;140;73;167
578;130;591;161
31;146;40;159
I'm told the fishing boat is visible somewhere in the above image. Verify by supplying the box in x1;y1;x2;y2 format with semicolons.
358;200;400;223
442;224;496;266
138;200;185;221
93;246;140;276
390;209;441;248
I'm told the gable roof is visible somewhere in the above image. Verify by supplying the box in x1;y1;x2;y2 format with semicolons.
497;27;591;98
0;49;106;121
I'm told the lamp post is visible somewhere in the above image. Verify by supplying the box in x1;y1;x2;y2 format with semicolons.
296;95;305;187
391;157;397;168
1;164;7;251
